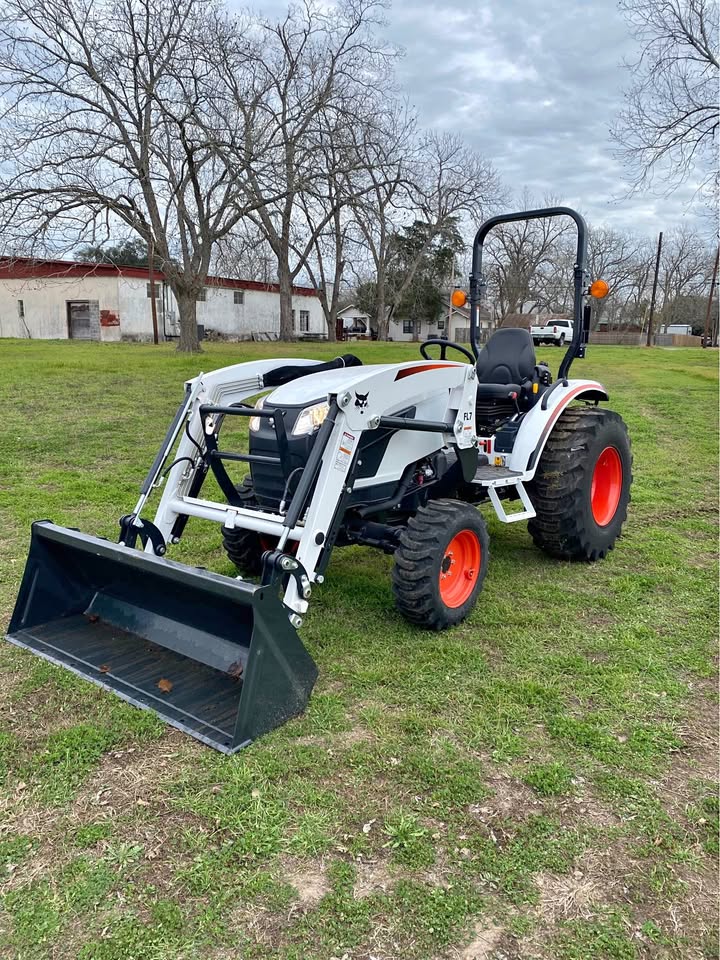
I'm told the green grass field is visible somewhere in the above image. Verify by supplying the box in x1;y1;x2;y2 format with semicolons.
0;339;717;960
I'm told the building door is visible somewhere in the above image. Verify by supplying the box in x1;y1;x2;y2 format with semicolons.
66;300;100;340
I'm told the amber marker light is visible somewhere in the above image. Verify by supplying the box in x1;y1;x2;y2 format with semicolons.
451;289;467;307
589;279;610;299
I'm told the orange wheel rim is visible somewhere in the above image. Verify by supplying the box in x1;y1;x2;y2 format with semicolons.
590;446;623;526
439;530;481;608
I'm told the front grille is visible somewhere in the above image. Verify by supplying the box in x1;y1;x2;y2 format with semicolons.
248;402;316;511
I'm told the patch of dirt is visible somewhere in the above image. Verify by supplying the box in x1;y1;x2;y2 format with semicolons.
353;858;396;898
0;733;208;899
582;612;616;631
469;769;540;824
282;858;330;907
71;732;189;817
226;904;276;948
553;786;623;831
455;923;505;959
660;677;718;804
291;725;375;749
450;923;525;960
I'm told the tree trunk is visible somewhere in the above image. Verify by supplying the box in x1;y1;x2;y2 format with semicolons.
375;275;389;340
325;313;337;342
175;287;201;353
278;263;295;341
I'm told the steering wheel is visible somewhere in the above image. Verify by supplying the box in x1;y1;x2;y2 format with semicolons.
420;338;475;364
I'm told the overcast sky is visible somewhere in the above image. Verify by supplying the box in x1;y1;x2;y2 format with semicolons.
380;0;706;237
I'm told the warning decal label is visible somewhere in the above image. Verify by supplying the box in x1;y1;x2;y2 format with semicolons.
334;431;356;471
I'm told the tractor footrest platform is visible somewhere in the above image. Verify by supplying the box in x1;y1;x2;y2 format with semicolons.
472;466;524;482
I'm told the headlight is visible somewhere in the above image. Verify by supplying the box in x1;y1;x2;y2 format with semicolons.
249;395;265;432
292;401;330;436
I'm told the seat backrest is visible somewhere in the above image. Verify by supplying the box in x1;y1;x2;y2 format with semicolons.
476;328;536;385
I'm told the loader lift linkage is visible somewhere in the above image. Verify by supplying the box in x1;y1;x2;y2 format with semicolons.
7;207;633;752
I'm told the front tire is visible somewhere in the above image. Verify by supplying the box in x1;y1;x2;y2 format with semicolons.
528;407;632;560
392;500;489;630
221;477;264;575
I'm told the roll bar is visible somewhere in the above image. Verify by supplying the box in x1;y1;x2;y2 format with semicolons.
469;206;589;380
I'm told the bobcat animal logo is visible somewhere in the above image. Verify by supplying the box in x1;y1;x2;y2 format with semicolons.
354;391;369;409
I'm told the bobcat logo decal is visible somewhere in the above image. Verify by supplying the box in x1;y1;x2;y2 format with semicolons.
354;391;369;409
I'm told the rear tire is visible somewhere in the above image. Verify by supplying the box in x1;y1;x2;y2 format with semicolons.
392;500;489;630
221;477;264;575
528;407;632;560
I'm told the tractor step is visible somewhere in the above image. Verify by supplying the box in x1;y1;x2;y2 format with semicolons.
486;480;536;524
472;465;524;482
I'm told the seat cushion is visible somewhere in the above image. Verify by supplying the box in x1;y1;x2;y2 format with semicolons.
476;328;536;386
476;383;522;400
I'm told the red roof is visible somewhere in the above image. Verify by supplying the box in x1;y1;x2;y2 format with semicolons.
0;257;318;298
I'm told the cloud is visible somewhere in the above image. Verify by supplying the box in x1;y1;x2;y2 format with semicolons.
383;0;709;236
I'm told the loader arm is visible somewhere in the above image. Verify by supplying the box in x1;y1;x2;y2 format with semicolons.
143;358;478;621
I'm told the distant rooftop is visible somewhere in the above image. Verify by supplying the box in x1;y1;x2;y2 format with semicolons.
0;257;319;297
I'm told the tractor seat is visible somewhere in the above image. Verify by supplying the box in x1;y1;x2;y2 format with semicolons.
475;328;536;399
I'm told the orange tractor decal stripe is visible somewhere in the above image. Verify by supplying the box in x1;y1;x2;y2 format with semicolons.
394;363;456;381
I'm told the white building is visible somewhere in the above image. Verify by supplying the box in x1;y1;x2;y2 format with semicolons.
662;323;692;336
390;301;495;343
335;297;496;343
336;304;371;337
0;258;325;341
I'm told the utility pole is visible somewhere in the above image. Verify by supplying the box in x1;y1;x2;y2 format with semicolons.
646;231;663;347
703;244;719;346
148;237;159;345
447;258;454;339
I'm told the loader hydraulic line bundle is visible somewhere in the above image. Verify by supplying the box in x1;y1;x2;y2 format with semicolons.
7;207;633;752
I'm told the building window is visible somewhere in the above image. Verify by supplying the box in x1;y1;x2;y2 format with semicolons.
403;319;414;335
299;309;310;333
437;318;445;330
146;282;159;298
196;288;207;302
17;299;24;318
233;290;245;305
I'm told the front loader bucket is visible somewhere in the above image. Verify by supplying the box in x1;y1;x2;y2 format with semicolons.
6;522;317;753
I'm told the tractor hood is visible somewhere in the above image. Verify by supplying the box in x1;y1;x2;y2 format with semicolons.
266;363;398;407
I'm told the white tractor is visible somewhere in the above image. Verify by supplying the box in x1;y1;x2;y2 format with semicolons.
7;207;632;753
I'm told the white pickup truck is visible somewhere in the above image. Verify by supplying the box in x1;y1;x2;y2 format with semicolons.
530;318;573;346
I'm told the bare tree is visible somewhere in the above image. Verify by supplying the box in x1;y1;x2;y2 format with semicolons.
586;227;650;329
612;0;719;196
229;0;395;341
0;0;271;352
291;106;391;342
349;103;417;340
355;131;502;339
613;251;654;332
485;192;570;318
658;226;711;322
215;223;277;284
